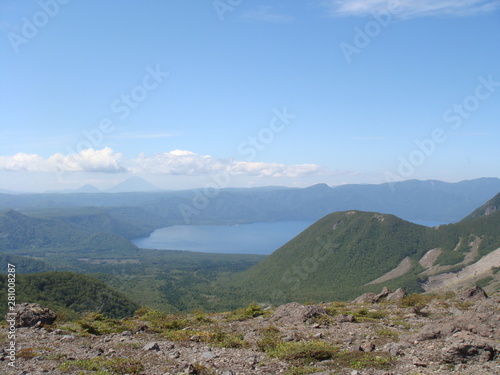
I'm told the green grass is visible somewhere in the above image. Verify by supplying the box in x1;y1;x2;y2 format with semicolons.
58;357;143;374
224;302;268;321
268;341;339;364
256;326;282;352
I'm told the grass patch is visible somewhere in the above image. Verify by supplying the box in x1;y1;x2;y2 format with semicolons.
187;363;216;375
374;328;400;341
285;366;321;375
399;294;434;308
268;341;338;364
225;302;267;321
58;357;143;374
76;313;128;335
256;326;282;352
331;351;393;370
163;326;248;348
16;348;39;359
134;308;190;332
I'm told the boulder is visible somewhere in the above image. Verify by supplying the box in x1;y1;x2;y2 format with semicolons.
412;299;500;342
441;332;496;364
386;288;406;302
7;303;56;328
353;287;393;304
270;302;326;325
353;293;378;304
459;285;488;301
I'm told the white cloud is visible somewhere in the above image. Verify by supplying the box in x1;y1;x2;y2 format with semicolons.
128;150;325;178
0;153;48;172
0;147;125;173
325;0;500;18
0;148;338;179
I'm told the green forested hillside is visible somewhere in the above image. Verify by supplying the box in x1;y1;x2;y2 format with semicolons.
0;272;139;319
219;205;500;307
0;209;139;252
24;206;167;239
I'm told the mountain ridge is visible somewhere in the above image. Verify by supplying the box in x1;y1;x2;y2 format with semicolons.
221;193;500;306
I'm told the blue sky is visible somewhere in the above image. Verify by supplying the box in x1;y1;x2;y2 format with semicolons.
1;0;499;192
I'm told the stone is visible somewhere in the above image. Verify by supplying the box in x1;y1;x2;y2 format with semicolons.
8;303;56;328
335;314;355;323
353;292;378;304
270;302;326;325
200;351;217;360
459;285;488;301
143;342;160;351
386;288;406;302
389;344;401;356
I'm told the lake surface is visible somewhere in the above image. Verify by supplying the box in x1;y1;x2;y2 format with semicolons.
132;221;314;255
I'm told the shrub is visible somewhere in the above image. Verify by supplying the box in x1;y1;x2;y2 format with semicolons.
268;341;338;364
256;326;282;352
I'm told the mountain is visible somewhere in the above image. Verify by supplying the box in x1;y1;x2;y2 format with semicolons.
0;209;138;252
463;192;500;220
23;206;167;239
74;184;101;193
0;178;498;225
223;193;500;305
0;272;139;319
106;177;161;193
44;184;102;194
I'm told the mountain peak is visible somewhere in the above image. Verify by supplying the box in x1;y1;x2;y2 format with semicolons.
106;177;161;193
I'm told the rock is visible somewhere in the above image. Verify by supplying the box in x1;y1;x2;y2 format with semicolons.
200;351;217;360
270;302;326;325
376;286;391;300
441;332;496;364
169;350;181;359
7;303;56;328
386;288;406;302
121;330;132;336
143;342;160;351
459;285;488;301
412;299;500;342
353;292;378;304
389;344;401;356
361;342;375;352
335;314;355;323
353;287;392;304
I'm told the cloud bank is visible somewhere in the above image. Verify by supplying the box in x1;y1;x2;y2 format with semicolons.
0;148;328;179
326;0;500;18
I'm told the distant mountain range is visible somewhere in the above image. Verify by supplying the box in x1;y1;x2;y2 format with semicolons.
0;183;499;314
0;177;499;225
104;177;161;193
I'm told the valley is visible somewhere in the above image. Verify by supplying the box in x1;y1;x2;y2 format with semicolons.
0;178;499;319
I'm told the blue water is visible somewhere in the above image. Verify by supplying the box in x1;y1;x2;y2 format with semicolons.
132;221;314;255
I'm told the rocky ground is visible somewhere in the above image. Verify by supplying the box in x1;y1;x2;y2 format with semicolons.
1;286;499;375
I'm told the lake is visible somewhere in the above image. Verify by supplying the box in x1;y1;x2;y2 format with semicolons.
132;221;314;255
